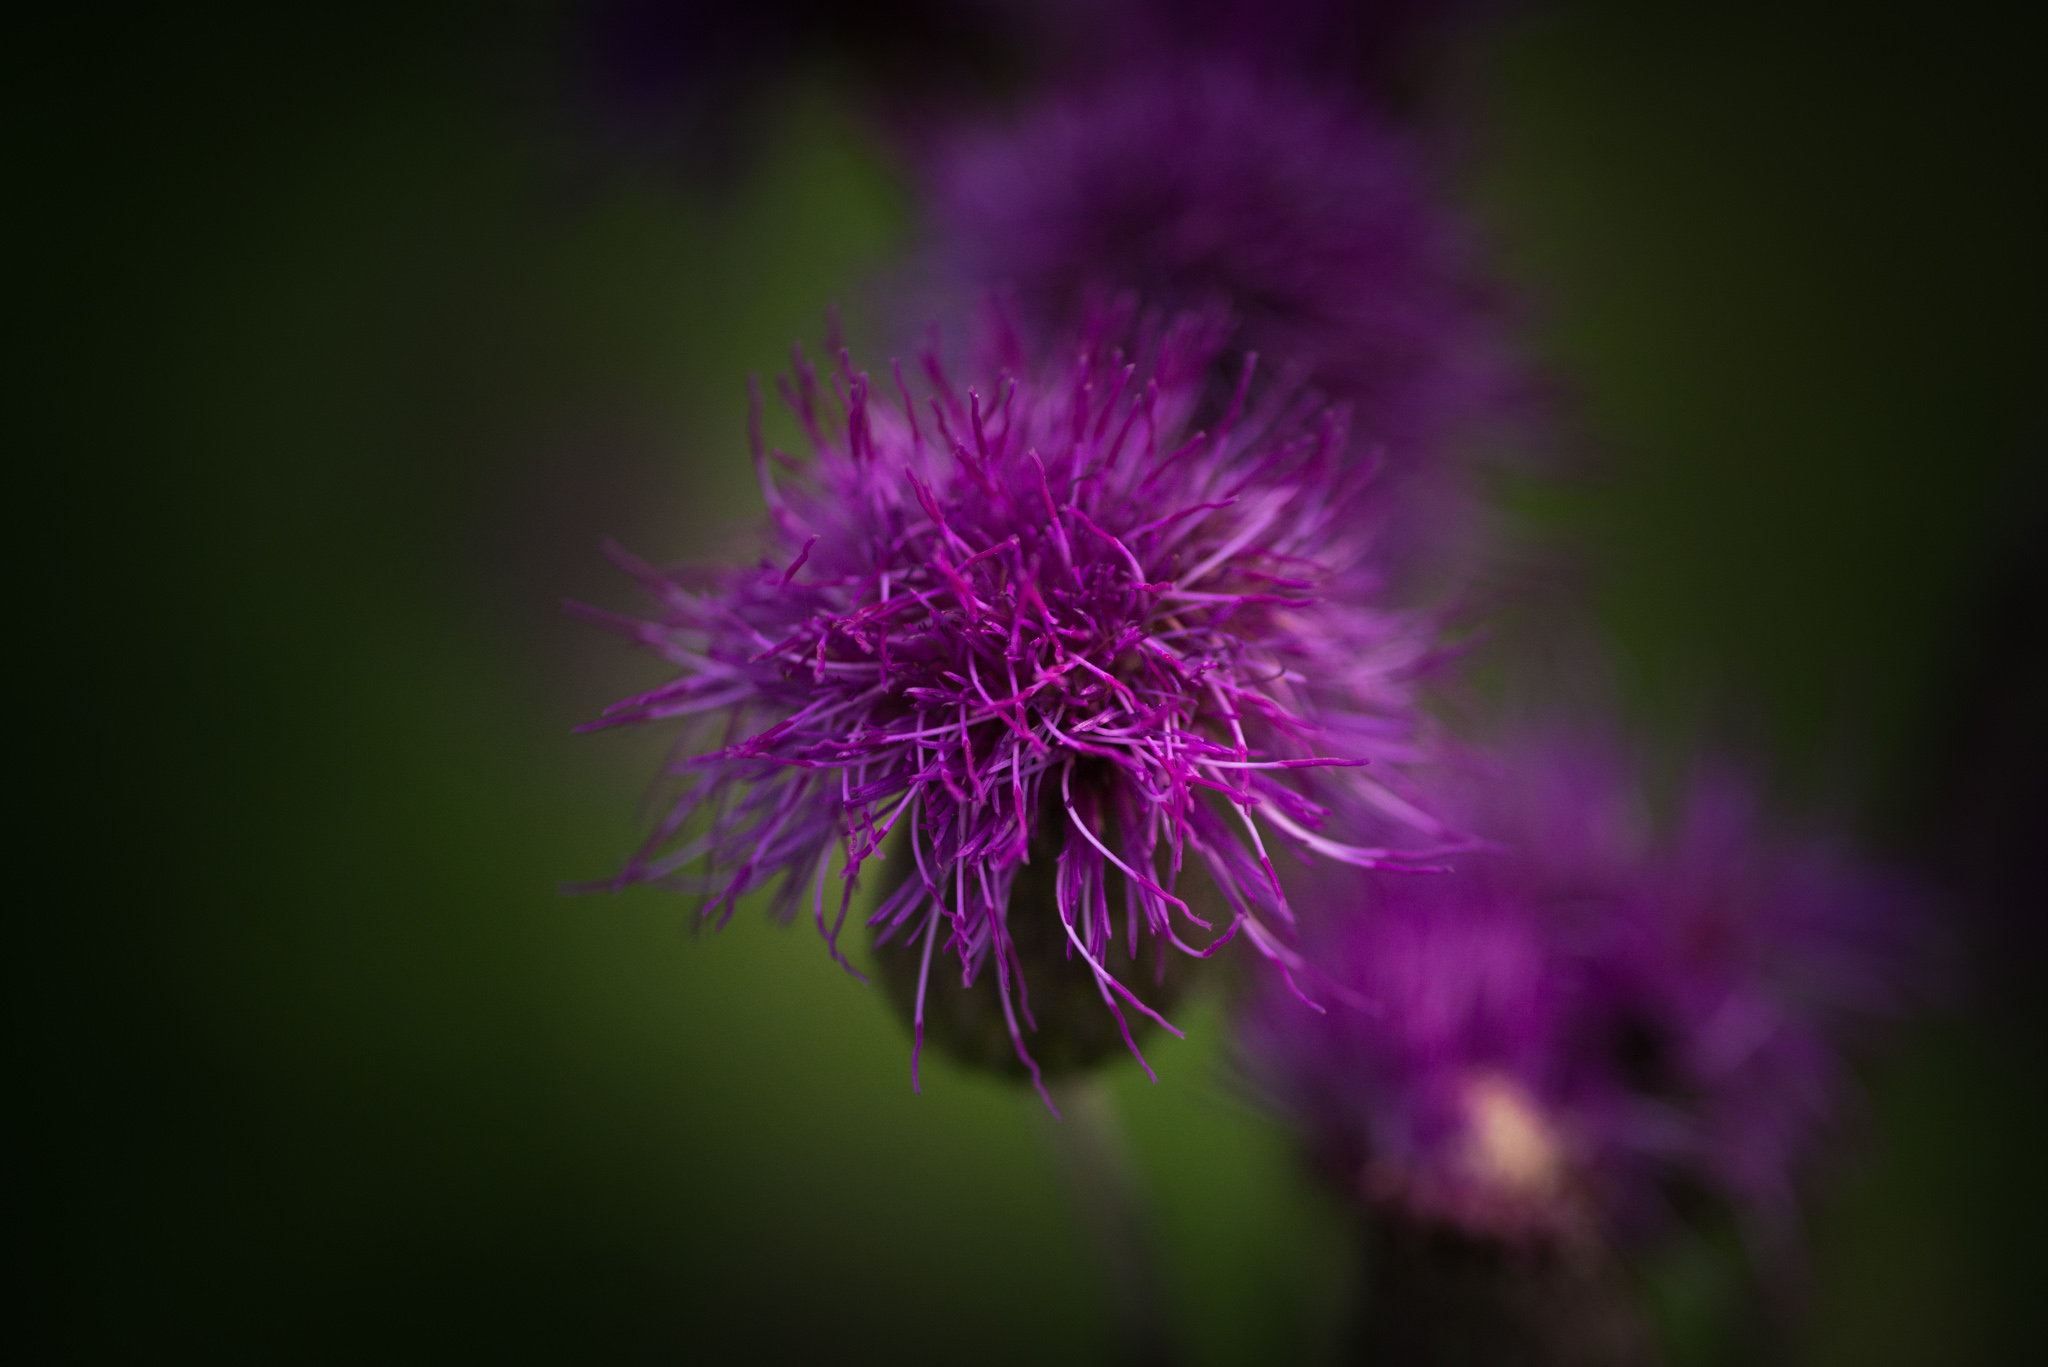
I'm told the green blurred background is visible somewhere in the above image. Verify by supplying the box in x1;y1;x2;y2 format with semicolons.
21;2;2044;1361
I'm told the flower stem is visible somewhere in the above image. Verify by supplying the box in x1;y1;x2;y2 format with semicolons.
1353;1209;1656;1365
1039;1075;1181;1367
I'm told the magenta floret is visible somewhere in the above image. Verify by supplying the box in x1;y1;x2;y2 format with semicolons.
1236;730;1927;1243
990;0;1499;110
572;310;1455;1100
928;67;1517;521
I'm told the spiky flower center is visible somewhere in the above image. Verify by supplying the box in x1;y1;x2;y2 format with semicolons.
576;317;1446;1100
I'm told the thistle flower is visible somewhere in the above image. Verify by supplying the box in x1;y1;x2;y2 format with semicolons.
1236;730;1925;1244
994;0;1494;103
571;309;1455;1105
927;66;1518;558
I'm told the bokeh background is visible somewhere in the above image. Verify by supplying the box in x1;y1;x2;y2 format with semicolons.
22;1;2044;1361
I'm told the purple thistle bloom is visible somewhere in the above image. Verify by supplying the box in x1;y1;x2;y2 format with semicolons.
926;66;1519;559
1236;730;1925;1244
572;309;1455;1104
995;0;1495;102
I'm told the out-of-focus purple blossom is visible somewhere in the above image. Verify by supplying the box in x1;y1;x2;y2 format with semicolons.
1237;730;1926;1244
997;0;1496;103
927;68;1521;566
572;308;1460;1104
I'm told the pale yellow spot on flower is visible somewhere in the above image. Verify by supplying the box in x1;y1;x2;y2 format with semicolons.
1456;1071;1566;1201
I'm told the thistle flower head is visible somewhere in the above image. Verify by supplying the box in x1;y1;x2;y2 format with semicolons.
1236;730;1925;1243
572;309;1453;1104
929;67;1516;513
1000;0;1494;101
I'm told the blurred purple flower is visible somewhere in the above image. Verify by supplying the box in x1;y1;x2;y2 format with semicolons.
572;309;1457;1101
926;67;1521;564
998;0;1495;101
1237;730;1926;1244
